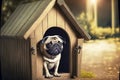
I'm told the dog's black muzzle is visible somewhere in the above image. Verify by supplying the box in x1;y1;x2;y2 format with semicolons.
46;42;63;56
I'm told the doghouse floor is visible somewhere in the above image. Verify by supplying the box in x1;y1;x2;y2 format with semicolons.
38;73;72;80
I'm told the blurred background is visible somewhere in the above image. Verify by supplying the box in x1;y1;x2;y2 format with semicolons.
1;0;120;80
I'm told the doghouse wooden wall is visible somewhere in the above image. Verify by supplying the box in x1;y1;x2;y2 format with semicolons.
0;37;31;80
29;6;77;79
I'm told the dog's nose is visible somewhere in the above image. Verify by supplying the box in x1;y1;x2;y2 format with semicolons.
50;41;52;44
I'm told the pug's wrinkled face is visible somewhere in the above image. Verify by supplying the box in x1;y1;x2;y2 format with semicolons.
42;35;64;56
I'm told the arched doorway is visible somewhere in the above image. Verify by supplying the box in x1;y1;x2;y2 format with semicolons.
43;27;70;73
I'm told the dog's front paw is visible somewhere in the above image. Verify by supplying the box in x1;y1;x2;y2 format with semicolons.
54;73;61;77
45;74;53;78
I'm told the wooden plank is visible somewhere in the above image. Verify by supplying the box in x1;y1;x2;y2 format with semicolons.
36;48;44;79
41;73;70;80
3;5;25;35
34;22;44;79
8;3;32;35
27;39;31;80
65;22;77;77
24;0;56;39
56;7;65;29
1;5;22;34
47;7;57;28
42;15;48;35
0;44;2;80
0;37;3;79
12;2;40;36
33;22;44;79
30;32;37;80
65;22;76;45
3;4;26;36
19;0;47;36
16;1;42;36
34;22;43;44
30;37;37;80
30;30;35;39
36;54;44;79
0;37;31;80
76;39;84;78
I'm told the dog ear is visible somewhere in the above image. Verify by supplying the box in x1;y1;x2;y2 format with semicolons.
57;35;66;44
41;36;48;44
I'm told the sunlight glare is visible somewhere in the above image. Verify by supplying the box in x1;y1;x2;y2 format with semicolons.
91;0;96;4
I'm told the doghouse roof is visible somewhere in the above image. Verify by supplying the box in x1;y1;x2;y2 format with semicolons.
1;0;91;40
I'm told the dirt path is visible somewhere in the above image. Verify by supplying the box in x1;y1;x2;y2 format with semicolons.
81;38;120;79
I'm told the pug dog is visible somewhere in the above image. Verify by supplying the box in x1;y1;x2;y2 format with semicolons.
40;35;65;78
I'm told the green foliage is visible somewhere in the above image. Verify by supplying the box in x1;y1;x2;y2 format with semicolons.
81;70;96;78
76;12;89;30
76;12;120;40
90;27;112;39
1;0;39;26
90;27;120;39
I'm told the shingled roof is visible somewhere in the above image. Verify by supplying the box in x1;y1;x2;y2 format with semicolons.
0;0;91;40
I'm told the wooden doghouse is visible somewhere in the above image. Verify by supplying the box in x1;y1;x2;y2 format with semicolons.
0;0;91;80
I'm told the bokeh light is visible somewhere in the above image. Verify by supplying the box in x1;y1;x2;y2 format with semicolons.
91;0;96;4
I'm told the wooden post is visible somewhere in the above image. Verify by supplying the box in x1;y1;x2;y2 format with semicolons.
76;39;84;78
30;32;37;80
87;0;93;21
87;0;97;31
112;0;115;34
94;0;98;29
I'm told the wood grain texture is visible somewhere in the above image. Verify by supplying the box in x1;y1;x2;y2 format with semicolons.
30;34;37;80
65;21;77;77
29;6;78;79
47;7;57;28
56;7;65;29
17;1;41;36
10;2;38;35
34;22;44;79
24;0;56;39
1;5;23;34
0;37;31;80
42;15;48;36
35;22;43;43
3;4;26;35
76;39;84;78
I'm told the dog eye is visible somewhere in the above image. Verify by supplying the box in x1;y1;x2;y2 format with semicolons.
58;41;62;44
